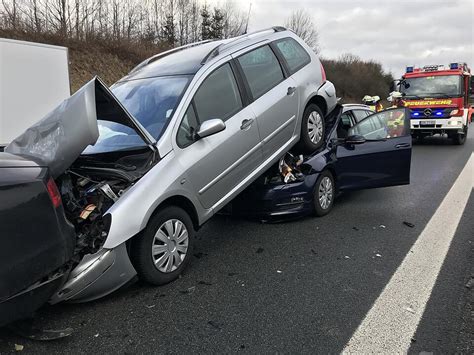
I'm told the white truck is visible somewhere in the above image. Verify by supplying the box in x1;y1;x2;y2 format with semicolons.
0;38;70;146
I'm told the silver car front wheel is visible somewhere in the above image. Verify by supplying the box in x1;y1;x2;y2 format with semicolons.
131;206;194;285
152;219;189;273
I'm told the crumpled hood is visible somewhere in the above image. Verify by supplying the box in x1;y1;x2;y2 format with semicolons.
5;77;155;178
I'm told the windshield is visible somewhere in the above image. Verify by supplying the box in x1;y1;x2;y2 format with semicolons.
84;75;190;154
401;75;462;98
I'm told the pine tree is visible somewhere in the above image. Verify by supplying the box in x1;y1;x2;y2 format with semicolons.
162;13;175;46
210;8;224;39
201;5;212;40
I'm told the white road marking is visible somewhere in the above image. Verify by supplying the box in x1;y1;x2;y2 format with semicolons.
343;153;474;354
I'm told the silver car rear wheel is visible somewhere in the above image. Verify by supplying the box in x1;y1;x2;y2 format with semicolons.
308;111;324;145
152;219;189;273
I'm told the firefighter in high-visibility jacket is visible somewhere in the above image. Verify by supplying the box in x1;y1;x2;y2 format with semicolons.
362;95;384;112
386;92;406;137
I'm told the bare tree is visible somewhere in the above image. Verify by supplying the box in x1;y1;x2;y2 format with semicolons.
285;9;320;53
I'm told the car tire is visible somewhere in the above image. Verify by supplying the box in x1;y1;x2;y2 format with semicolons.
130;206;194;286
453;125;467;145
298;104;325;153
313;170;335;217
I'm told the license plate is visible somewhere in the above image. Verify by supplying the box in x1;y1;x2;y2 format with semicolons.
419;120;435;126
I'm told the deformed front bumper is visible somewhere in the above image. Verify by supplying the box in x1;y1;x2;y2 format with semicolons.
49;242;136;304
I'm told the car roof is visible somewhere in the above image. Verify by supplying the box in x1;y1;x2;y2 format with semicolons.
342;104;373;112
118;27;291;82
119;40;227;82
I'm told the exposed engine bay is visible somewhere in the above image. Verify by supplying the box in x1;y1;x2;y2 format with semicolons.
56;149;155;264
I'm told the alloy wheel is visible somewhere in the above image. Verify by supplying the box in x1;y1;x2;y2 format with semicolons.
318;176;333;210
308;111;324;144
152;219;189;273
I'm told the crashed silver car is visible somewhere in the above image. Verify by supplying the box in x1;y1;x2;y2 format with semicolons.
6;27;336;303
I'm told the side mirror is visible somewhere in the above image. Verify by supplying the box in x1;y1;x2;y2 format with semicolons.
345;134;366;145
196;119;225;139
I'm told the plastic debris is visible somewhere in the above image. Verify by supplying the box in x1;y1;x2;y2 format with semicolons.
180;286;196;294
276;270;283;273
14;344;24;351
278;152;304;183
375;253;382;257
403;221;415;228
344;255;350;259
207;321;221;330
94;333;99;338
465;277;474;289
352;227;359;231
379;224;386;229
405;306;416;314
146;304;155;309
198;280;213;286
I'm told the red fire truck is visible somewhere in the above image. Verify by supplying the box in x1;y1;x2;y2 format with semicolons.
396;63;473;145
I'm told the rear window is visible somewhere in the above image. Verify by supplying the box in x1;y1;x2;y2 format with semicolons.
274;38;311;74
237;45;284;99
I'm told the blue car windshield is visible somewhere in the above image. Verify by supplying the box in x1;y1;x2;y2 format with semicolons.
84;76;190;154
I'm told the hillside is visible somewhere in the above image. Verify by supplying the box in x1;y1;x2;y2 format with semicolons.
0;30;393;101
0;30;165;92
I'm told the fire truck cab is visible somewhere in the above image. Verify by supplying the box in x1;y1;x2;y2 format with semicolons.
396;63;473;145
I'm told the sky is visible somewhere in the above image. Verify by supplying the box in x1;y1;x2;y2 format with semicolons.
210;0;474;77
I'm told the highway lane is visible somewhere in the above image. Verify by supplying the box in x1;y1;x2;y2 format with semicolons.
0;129;472;353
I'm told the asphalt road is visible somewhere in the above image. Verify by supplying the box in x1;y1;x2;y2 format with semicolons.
1;130;473;354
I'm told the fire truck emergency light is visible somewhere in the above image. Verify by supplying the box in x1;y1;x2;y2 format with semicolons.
406;66;414;73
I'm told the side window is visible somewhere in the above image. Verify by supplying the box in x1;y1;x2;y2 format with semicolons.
237;45;284;99
177;63;242;148
352;110;370;123
274;38;311;74
348;108;408;140
194;63;242;123
177;105;199;148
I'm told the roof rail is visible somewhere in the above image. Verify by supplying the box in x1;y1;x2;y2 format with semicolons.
201;26;288;65
130;39;214;73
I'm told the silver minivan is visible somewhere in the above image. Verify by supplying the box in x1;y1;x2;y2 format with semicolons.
6;27;337;303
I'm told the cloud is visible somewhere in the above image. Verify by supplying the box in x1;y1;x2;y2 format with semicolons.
239;0;473;76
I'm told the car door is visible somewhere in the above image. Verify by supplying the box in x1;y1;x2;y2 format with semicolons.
175;62;261;210
335;108;412;190
234;44;298;160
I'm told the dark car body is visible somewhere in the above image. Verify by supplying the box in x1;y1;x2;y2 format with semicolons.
0;152;76;327
229;104;412;220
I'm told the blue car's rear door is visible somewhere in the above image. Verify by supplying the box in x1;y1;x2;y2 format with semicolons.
335;108;412;190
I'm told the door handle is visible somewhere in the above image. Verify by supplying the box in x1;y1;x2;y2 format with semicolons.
240;118;254;130
395;143;410;148
287;86;296;95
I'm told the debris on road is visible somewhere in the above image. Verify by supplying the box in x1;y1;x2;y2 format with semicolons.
311;249;317;255
352;227;359;231
403;221;415;228
277;270;283;273
344;256;350;259
228;272;238;276
465;276;474;289
14;344;24;351
146;304;155;309
94;333;99;338
198;280;213;286
180;286;196;294
375;253;382;258
379;224;386;229
405;306;416;314
207;321;221;330
8;321;73;341
256;247;264;254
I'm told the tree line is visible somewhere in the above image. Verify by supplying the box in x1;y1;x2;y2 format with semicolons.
0;0;248;45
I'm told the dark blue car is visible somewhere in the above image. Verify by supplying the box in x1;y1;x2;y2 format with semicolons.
228;104;412;220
